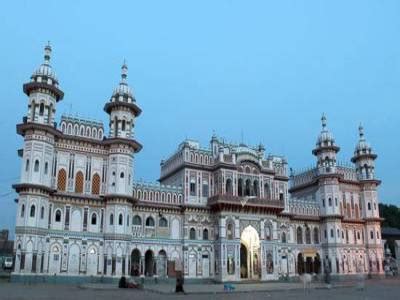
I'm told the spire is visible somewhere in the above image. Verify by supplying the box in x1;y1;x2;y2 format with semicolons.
321;113;327;130
44;42;51;65
358;123;365;140
121;60;128;84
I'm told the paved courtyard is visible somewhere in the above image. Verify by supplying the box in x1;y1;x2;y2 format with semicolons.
0;278;399;300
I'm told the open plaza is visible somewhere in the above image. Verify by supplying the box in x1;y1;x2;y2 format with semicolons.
1;277;400;300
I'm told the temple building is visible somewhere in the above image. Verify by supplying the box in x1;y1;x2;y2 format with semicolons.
12;45;384;282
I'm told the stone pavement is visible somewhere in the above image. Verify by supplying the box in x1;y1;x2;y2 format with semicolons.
81;280;357;294
1;278;400;300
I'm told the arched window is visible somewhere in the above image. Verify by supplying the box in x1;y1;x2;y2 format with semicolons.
159;217;168;227
92;173;100;195
328;198;332;206
122;120;126;131
145;216;155;227
203;228;209;240
118;213;123;225
253;180;259;196
109;214;114;225
297;227;303;244
120;172;124;178
305;227;311;244
202;180;209;197
355;204;360;219
330;229;334;238
25;159;30;172
91;213;97;225
127;215;129;226
44;162;49;175
190;178;196;196
75;171;84;193
264;183;270;199
265;226;271;240
245;179;251;196
40;206;45;219
55;210;62;222
226;179;233;195
281;232;287;243
227;222;234;240
313;228;319;244
39;103;45;116
189;227;196;240
20;204;25;218
57;169;67;191
34;160;40;172
368;202;371;210
30;205;36;217
133;215;142;225
238;178;243;196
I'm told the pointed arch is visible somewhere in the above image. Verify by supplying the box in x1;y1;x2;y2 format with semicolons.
297;227;303;244
57;169;67;191
92;173;100;195
75;171;84;193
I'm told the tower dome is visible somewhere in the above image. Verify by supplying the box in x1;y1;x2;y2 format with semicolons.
351;124;377;163
111;62;135;103
31;44;58;83
312;114;340;156
104;62;141;116
316;114;335;147
354;124;372;153
23;43;64;101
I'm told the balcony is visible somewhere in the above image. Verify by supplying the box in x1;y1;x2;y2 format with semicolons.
208;194;285;212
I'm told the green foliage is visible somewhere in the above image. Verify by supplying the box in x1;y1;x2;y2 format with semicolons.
379;203;400;229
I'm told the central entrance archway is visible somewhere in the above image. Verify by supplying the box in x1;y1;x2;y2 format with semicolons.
130;249;141;276
240;225;260;280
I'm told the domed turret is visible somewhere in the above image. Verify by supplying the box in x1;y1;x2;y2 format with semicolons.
111;61;135;102
315;114;336;147
351;124;377;180
23;43;64;125
104;62;141;139
312;114;340;172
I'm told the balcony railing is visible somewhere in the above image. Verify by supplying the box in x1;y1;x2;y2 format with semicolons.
208;194;284;209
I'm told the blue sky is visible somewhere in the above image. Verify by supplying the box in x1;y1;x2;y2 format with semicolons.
1;0;400;235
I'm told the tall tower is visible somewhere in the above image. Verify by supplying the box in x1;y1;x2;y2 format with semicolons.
14;44;64;273
351;125;383;274
102;63;142;277
312;114;340;175
103;63;142;196
313;114;341;273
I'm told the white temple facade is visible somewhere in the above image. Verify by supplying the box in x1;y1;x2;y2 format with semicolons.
12;46;384;282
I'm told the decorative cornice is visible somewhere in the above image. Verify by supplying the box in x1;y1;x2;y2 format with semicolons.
23;81;64;101
103;101;141;116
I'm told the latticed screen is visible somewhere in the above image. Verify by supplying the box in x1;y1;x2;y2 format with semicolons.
92;174;100;195
57;169;67;191
75;171;84;193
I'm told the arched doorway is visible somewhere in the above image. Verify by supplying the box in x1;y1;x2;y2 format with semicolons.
158;250;167;278
305;257;313;273
314;253;321;274
240;244;248;279
240;225;260;280
145;250;154;276
297;253;304;274
87;247;98;276
131;249;141;276
68;244;80;274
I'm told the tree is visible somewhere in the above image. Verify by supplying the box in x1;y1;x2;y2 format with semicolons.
379;203;400;229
